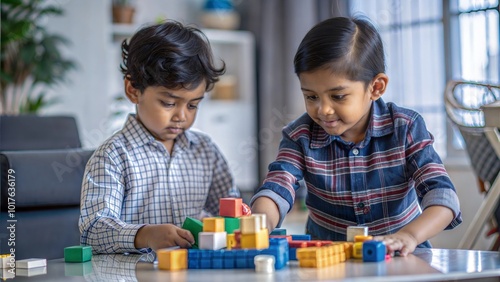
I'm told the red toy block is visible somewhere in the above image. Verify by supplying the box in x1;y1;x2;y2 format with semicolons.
219;198;243;217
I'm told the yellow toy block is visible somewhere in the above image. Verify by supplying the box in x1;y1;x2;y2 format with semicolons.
226;233;236;250
240;228;269;249
239;216;261;234
157;248;187;271
352;242;363;259
354;235;373;242
203;217;225;232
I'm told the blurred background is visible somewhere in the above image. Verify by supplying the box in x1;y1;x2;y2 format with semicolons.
1;0;499;250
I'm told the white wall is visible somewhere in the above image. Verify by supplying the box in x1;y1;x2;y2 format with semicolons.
43;0;204;149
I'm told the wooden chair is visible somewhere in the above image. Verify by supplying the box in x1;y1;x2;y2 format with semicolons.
444;80;500;250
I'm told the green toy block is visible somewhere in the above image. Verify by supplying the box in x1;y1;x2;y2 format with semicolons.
224;217;240;234
182;217;203;247
64;246;92;263
270;228;287;235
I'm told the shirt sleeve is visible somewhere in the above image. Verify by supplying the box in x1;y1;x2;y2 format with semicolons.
250;130;305;227
203;141;240;216
79;146;146;254
405;115;463;229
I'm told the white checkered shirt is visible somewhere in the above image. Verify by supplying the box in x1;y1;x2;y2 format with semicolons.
79;114;239;253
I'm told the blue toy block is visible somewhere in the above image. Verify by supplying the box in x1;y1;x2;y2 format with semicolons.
270;228;287;235
262;238;289;269
235;250;248;268
291;234;311;241
223;251;235;269
212;250;224;269
363;241;386;262
289;248;298;260
200;258;211;269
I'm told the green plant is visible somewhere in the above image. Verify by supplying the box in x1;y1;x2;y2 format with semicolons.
0;0;76;114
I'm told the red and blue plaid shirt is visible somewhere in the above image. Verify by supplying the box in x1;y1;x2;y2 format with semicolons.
252;99;462;242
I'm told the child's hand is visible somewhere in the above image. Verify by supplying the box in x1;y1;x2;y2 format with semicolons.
373;231;418;257
135;224;195;250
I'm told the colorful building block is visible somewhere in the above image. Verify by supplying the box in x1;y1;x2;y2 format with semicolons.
362;241;386;262
346;226;368;242
354;235;373;242
270;228;287;235
0;254;12;269
352;242;363;259
219;198;242;217
226;233;237;250
291;234;311;241
203;217;225;232
64;245;92;263
182;217;203;247
240;228;269;249
16;258;46;269
224;217;240;234
240;216;261;234
198;232;227;250
157;248;187;270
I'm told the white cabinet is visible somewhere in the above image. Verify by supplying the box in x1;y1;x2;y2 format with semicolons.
109;26;258;192
192;29;258;192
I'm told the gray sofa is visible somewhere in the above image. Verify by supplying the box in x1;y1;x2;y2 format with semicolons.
0;115;93;259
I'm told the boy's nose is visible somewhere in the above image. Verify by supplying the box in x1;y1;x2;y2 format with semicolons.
172;108;186;122
318;101;334;116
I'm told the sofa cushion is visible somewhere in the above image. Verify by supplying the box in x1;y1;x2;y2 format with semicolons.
0;149;93;210
0;115;82;150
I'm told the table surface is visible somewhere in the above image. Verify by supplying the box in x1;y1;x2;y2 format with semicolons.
8;248;500;282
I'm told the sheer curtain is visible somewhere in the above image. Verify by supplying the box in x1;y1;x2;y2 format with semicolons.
238;0;349;182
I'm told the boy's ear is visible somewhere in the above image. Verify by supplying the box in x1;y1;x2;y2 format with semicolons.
124;78;140;104
369;73;389;101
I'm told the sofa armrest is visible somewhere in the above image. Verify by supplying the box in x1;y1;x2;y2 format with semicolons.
0;149;94;210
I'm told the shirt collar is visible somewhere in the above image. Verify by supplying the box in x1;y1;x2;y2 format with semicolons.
309;98;394;149
122;114;199;150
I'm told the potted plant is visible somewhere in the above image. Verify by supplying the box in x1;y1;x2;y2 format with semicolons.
112;0;136;24
0;0;76;114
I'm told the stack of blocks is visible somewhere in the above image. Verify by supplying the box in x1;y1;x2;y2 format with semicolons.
159;198;289;271
296;243;348;268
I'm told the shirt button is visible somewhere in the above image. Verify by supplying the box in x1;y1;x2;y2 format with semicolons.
352;148;359;155
357;202;365;208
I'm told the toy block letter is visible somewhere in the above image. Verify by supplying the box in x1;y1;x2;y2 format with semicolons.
219;198;242;217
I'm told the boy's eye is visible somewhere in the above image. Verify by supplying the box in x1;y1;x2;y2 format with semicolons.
305;95;318;101
160;100;174;107
188;103;199;109
332;95;346;101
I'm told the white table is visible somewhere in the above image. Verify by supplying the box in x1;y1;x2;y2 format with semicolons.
9;248;500;282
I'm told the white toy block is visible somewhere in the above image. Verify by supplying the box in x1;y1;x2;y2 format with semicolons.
198;232;227;250
0;268;15;280
253;213;267;230
346;226;368;242
240;216;261;234
16;258;47;269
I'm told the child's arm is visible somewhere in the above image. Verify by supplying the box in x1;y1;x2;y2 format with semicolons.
374;205;454;256
251;196;281;232
134;224;194;250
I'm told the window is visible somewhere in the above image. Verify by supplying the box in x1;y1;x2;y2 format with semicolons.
348;0;499;159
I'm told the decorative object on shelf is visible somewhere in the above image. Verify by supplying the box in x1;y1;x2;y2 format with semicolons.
112;0;135;24
201;0;240;30
0;0;77;114
211;75;237;100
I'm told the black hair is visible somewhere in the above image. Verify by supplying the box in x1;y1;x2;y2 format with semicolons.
120;20;225;93
294;17;385;87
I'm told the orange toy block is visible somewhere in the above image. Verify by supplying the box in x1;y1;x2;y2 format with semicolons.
157;248;187;271
203;217;225;232
240;228;269;249
352;242;363;259
226;233;237;250
219;198;242;217
354;235;373;242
